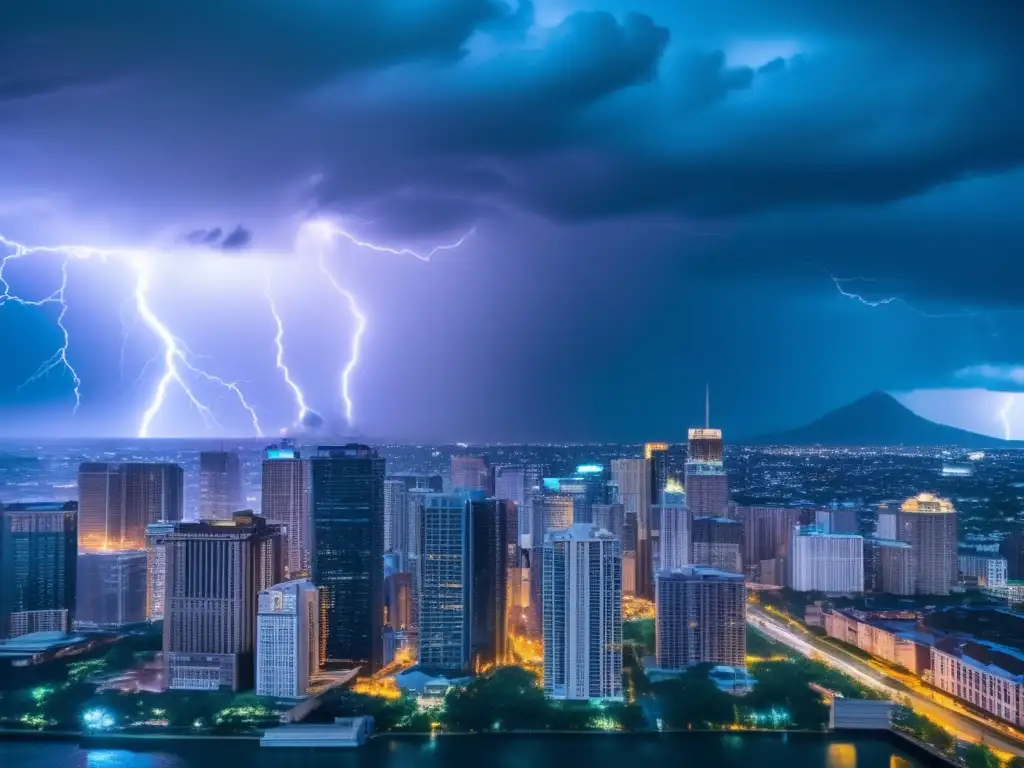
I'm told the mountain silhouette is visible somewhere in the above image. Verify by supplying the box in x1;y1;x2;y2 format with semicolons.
747;391;1012;448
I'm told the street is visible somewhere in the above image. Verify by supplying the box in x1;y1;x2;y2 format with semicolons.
746;604;1024;759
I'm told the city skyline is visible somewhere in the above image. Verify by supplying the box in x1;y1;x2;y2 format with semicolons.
2;2;1024;441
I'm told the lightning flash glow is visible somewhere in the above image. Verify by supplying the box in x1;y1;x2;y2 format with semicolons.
0;223;473;436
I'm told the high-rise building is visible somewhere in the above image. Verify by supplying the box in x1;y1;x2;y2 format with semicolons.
736;505;804;584
469;497;510;671
691;516;743;574
494;465;526;506
199;451;244;520
385;572;413;631
685;391;729;520
656;491;689;572
790;527;864;593
611;458;652;598
655;566;746;669
529;492;575;542
76;550;148;629
1000;526;1024;581
383;479;409;559
310;444;385;672
144;522;175;621
256;578;319;698
163;512;284;691
418;494;471;670
0;502;78;639
542;523;622;702
77;462;183;552
591;504;625;543
897;493;958;596
450;455;490;494
959;554;1008;588
875;506;899;540
261;446;310;578
815;507;860;536
645;443;671;496
863;539;914;595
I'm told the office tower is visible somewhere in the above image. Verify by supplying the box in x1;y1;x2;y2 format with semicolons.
958;554;1008;588
262;446;310;578
469;497;510;670
199;451;244;520
691;516;743;574
790;526;864;593
494;465;526;506
77;462;184;553
863;539;914;595
685;391;729;520
1000;526;1024;581
611;458;652;599
386;572;413;631
383;479;409;558
622;512;638;596
591;503;625;543
310;444;385;672
655;566;746;669
450;455;490;493
897;493;958;596
76;550;147;628
656;491;689;572
736;505;804;584
77;462;123;552
875;506;898;540
0;502;77;639
815;507;859;536
530;492;574;542
418;494;471;670
144;522;175;621
122;463;185;530
256;578;319;698
542;524;622;701
646;442;670;492
163;512;284;690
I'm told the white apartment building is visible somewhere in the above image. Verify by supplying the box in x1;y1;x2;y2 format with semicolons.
931;638;1024;727
790;527;864;593
256;579;319;698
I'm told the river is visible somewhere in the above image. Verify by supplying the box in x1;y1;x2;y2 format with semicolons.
0;732;929;768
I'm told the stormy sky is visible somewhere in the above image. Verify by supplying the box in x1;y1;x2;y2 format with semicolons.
1;0;1023;441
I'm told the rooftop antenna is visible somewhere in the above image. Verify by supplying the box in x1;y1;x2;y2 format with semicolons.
705;382;710;429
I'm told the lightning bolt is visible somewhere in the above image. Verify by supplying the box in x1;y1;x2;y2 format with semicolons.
317;252;366;426
264;279;309;428
306;221;474;426
830;276;978;319
0;233;263;438
1000;394;1014;441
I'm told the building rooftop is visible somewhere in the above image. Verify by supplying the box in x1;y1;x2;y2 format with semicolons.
658;566;744;581
0;631;88;654
935;637;1024;681
547;523;616;541
865;538;912;548
901;492;955;514
1;500;77;512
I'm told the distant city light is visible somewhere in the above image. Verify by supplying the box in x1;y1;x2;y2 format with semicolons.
576;464;603;474
968;451;985;461
82;708;116;730
266;449;295;460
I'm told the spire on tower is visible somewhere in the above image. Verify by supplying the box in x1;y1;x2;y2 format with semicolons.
705;382;710;429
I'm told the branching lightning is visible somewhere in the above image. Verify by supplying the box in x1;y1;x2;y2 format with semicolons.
1;221;473;435
830;276;977;320
0;233;264;437
307;220;474;426
264;279;309;428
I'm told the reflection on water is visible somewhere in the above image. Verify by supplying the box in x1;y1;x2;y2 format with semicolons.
0;734;926;768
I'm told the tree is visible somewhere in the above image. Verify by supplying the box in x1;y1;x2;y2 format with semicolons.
442;666;551;732
962;744;1000;768
1005;756;1024;768
652;665;735;729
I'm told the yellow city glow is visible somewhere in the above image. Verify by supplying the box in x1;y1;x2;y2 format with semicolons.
644;442;669;459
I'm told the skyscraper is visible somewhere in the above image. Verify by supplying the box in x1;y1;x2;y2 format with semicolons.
0;502;78;639
656;491;689;572
450;455;490;493
736;505;804;584
384;479;409;560
163;512;284;690
685;390;729;519
310;444;385;672
611;457;652;599
469;497;510;670
76;550;148;629
494;465;526;506
897;493;958;596
790;526;864;593
863;538;914;596
529;492;575;542
815;507;860;536
144;522;175;621
256;578;319;698
655;567;746;669
199;451;244;520
691;516;744;574
418;494;471;670
261;446;310;578
542;523;622;702
77;462;183;552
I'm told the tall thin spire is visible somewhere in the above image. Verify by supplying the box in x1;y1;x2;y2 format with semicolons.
705;382;710;428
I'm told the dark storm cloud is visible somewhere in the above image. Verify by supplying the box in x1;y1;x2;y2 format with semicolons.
183;226;252;251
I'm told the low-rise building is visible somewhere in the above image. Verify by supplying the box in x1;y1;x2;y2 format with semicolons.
824;610;933;675
932;638;1024;727
959;554;1008;589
